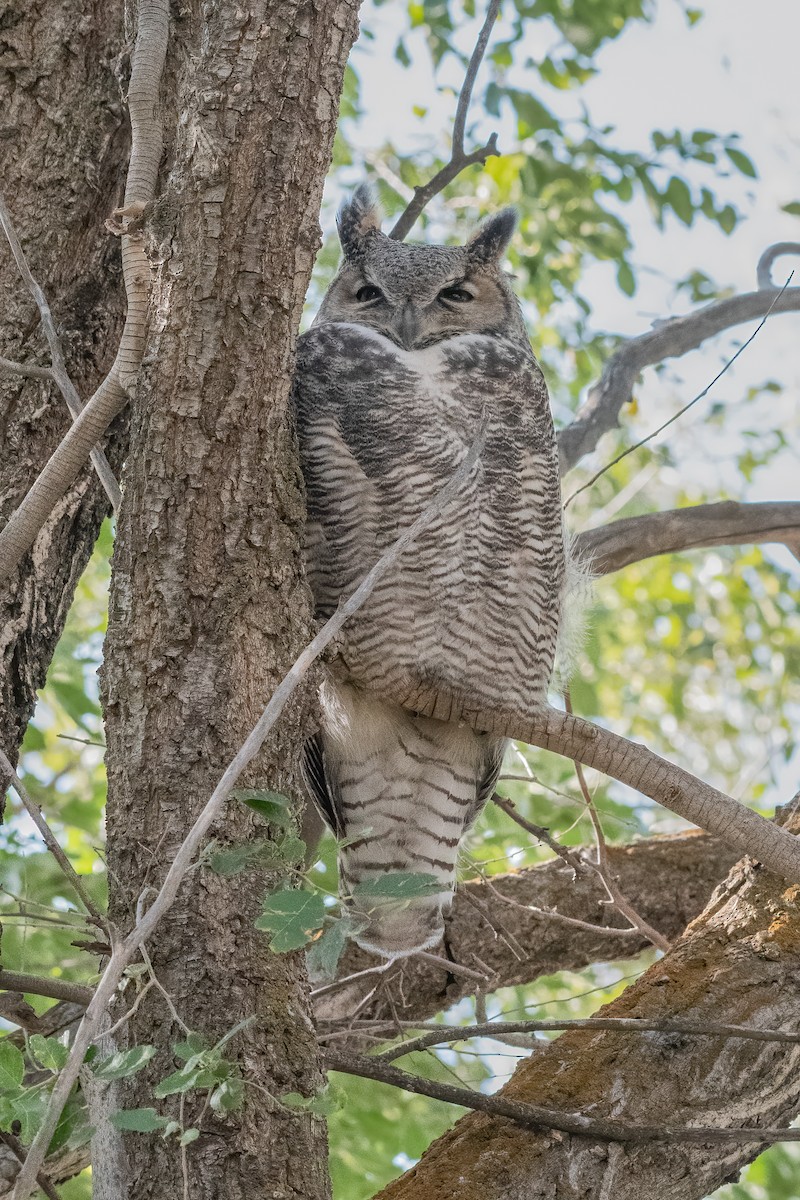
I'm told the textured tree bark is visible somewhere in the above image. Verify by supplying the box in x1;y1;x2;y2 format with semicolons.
0;0;128;785
99;3;359;1199
377;813;800;1200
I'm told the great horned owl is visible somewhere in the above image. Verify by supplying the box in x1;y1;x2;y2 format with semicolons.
292;186;568;958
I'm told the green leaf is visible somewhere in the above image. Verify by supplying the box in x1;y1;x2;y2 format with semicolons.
306;918;350;980
29;1034;69;1073
255;888;326;952
277;835;306;864
233;789;295;829
180;1127;200;1145
0;1041;25;1091
209;1078;244;1114
207;843;264;876
781;201;800;217
282;1084;341;1117
665;176;693;225
173;1033;208;1063
718;204;737;234
110;1108;169;1133
351;872;442;902
92;1045;157;1081
11;1087;47;1144
616;262;636;297
153;1065;205;1098
725;147;757;178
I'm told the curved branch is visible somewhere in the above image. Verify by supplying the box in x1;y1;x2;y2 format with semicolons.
557;283;800;475
756;241;800;289
575;500;800;575
0;0;169;585
389;0;501;240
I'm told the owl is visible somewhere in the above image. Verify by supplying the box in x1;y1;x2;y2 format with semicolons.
292;186;569;958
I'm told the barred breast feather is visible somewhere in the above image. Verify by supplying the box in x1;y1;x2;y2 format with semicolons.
293;323;567;957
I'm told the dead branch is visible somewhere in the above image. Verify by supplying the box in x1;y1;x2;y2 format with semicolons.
575;499;800;574
557;275;800;476
0;0;169;586
389;0;501;240
756;241;800;289
326;1048;800;1147
370;1015;800;1062
0;1134;61;1200
0;193;120;510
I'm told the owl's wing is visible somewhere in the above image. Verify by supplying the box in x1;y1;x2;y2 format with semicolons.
301;733;345;839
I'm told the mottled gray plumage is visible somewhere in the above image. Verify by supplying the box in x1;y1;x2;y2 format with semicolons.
292;186;569;958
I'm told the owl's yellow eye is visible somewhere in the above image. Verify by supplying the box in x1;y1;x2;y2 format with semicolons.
356;284;384;303
438;286;474;304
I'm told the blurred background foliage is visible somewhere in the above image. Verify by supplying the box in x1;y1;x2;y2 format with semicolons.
2;0;799;1196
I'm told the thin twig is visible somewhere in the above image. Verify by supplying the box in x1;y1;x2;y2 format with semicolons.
8;415;488;1200
480;872;641;939
0;749;106;926
413;951;488;984
564;695;671;953
560;271;797;484
492;793;585;873
389;0;501;239
373;1015;800;1062
0;970;93;1007
0;192;121;510
324;1048;800;1145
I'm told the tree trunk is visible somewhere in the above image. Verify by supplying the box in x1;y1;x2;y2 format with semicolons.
378;815;800;1200
99;2;359;1198
0;0;128;782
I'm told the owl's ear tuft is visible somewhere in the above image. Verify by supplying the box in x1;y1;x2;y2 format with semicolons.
337;184;383;261
466;208;517;265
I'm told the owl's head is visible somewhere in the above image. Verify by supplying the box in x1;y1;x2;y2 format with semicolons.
313;184;528;349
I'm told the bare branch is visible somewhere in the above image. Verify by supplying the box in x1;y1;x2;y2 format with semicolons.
377;673;800;885
557;280;800;476
575;499;800;574
0;0;170;587
325;1048;800;1147
373;1015;800;1064
0;192;121;511
563;274;794;503
756;241;800;289
0;749;106;926
389;0;501;240
492;792;584;873
7;415;488;1200
0;970;93;1008
0;356;53;381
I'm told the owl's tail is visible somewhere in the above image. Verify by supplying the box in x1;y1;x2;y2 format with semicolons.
304;681;504;959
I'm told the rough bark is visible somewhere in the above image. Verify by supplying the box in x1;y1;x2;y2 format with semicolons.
0;0;128;781
317;831;737;1024
99;3;359;1200
377;813;800;1199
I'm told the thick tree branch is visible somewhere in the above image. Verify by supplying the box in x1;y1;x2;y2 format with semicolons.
575;500;800;574
0;971;94;1009
557;281;800;475
0;0;168;584
376;812;800;1200
389;0;501;240
377;680;800;883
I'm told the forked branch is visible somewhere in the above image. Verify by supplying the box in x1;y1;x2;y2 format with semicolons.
389;0;501;240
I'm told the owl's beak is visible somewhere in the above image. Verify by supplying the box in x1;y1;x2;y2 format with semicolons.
392;301;421;351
